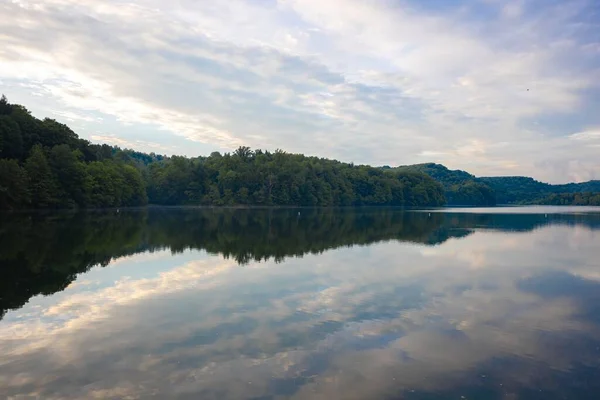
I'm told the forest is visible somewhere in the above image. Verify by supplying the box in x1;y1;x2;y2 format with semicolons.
479;176;600;205
0;96;147;209
395;163;600;206
0;96;445;209
523;192;600;206
391;163;496;206
1;95;599;209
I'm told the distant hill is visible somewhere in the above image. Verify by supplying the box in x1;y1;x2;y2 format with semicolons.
390;163;496;206
387;163;600;206
479;176;600;205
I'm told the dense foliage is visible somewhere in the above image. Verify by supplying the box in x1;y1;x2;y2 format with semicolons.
391;163;496;206
480;176;600;204
0;95;148;209
525;192;600;206
391;163;600;206
145;149;445;207
0;96;445;209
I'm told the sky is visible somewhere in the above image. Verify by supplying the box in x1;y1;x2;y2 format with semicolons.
1;0;599;183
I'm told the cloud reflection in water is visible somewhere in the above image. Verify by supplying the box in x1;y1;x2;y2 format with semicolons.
1;211;600;399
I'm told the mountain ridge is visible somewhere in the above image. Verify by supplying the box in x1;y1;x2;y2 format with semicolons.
388;163;600;206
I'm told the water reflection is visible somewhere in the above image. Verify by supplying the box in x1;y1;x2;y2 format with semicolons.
1;207;600;399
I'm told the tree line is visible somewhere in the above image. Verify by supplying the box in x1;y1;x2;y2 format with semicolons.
480;176;600;205
393;163;600;206
0;96;445;210
144;147;445;207
525;192;600;206
3;95;596;209
390;163;496;206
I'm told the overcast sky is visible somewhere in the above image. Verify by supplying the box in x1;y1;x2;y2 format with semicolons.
1;0;599;183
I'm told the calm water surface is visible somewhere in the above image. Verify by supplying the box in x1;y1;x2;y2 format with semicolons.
1;207;600;399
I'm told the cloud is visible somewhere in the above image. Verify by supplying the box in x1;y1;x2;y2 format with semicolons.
89;133;175;153
0;0;599;181
570;128;600;142
502;0;525;19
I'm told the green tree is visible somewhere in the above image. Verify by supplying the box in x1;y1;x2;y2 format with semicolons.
86;161;122;207
0;94;12;115
48;144;90;207
25;145;58;208
0;159;29;209
9;105;42;151
0;115;24;160
39;118;79;149
234;146;253;161
121;164;147;206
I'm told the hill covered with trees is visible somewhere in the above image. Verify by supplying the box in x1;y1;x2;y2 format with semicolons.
390;163;600;206
479;176;600;205
524;192;600;206
390;163;496;206
144;148;445;207
0;96;445;210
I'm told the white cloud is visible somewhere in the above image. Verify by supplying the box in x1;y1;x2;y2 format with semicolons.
501;0;525;19
570;129;600;142
89;134;171;152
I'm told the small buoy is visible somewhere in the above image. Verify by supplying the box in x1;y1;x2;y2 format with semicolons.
298;211;300;216
428;213;431;217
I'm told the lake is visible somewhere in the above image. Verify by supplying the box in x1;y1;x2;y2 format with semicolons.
1;206;600;399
